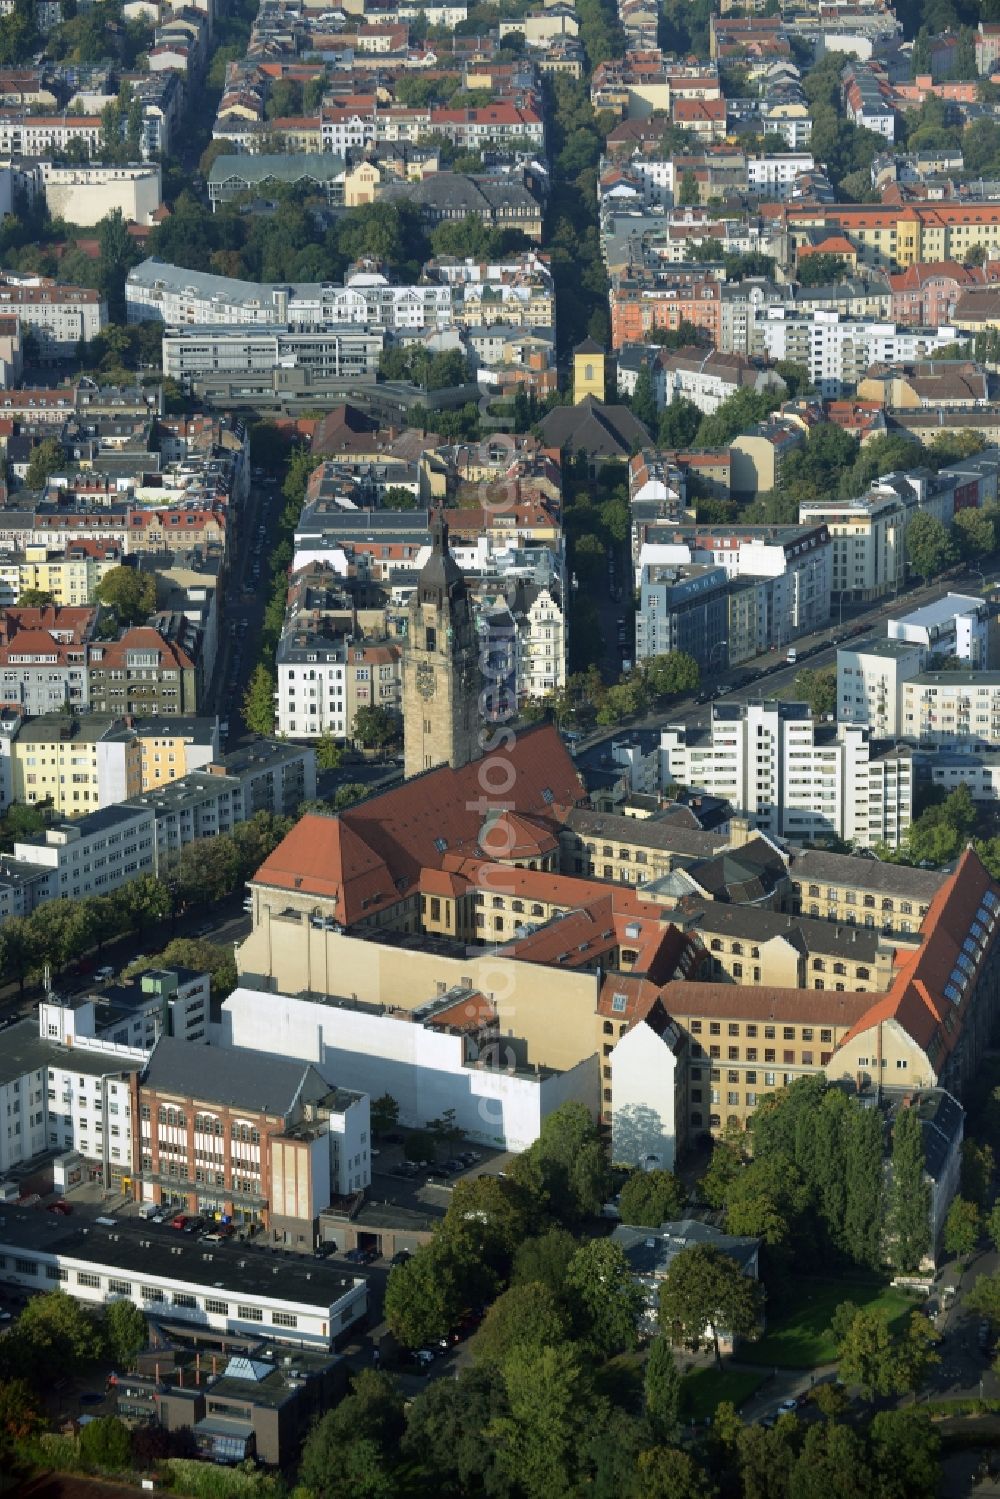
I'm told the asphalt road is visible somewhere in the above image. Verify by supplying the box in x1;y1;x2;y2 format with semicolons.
578;562;1000;758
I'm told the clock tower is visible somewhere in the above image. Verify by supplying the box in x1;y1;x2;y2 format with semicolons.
403;514;482;780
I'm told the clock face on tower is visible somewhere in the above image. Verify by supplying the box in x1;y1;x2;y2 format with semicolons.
416;662;436;700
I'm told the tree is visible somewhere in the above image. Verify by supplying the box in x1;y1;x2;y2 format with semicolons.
796;253;850;287
382;485;418;511
829;1301;937;1399
370;1093;399;1135
25;437;66;490
986;1202;1000;1256
644;1335;681;1445
79;1414;132;1471
513;1101;609;1224
617;1168;686;1227
401;1366;507;1496
630;364;657;428
788;1422;871;1499
242;662;276;736
636;1446;714;1499
299;1370;404;1499
16;588;54;607
511;1226;579;1298
657;396;701;449
471;1281;569;1367
16;1291;102;1376
906;511;955;582
868;1409;940;1499
0;1378;43;1455
94;565;156;624
103;1299;147;1365
383;1243;464;1348
489;1343;590;1499
658;1244;763;1367
842;1103;885;1270
889;1104;931;1272
953;506;998;563
967;1270;1000;1328
793;666;836;719
442;1174;537;1275
565;1239;643;1357
943;1195;981;1263
678;171;700;206
965;1139;995;1211
640;651;700;697
315;730;343;772
699;1142;744;1215
353;704;397;750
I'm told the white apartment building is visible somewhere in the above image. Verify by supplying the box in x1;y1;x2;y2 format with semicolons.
0;274;106;356
932;750;1000;800
276;630;348;740
660;700;913;848
837;637;924;736
753;308;969;397
888;593;989;667
746;152;816;195
638;522;832;642
800;490;907;601
0;1014;145;1183
519;584;566;698
0;113;101;157
12;803;156;901
129;258;450;332
901;671;1000;748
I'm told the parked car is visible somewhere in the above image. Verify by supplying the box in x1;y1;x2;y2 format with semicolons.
413;1349;436;1369
170;1214;189;1230
390;1249;412;1267
95;966;115;982
345;1246;378;1265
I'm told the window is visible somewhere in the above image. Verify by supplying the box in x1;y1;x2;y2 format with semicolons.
765;1049;775;1063
690;1020;702;1033
728;1023;739;1036
746;1024;757;1038
173;1292;197;1309
108;1279;130;1296
784;1050;795;1065
77;1271;101;1289
709;1022;720;1035
746;1047;757;1062
205;1298;228;1315
273;1310;298;1328
764;1025;775;1039
783;1026;794;1040
237;1305;264;1322
728;1047;739;1061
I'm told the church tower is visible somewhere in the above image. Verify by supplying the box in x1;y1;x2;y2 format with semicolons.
403;514;482;780
573;337;606;403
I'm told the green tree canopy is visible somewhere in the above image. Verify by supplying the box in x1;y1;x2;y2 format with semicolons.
93;565;156;624
906;511;955;582
617;1168;686;1227
658;1243;763;1367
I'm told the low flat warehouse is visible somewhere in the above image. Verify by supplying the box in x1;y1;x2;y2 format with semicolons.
0;1208;366;1348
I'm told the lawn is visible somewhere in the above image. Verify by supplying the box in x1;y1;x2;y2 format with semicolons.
738;1277;917;1369
680;1366;769;1420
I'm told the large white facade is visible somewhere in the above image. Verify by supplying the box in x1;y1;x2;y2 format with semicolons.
610;1014;683;1171
888;593;989;667
220;986;600;1153
837;638;924;737
660;701;914;848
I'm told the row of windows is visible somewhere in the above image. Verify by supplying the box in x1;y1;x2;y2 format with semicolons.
691;1020;834;1043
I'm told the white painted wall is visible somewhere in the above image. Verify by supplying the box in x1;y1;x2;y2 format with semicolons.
610;1020;680;1171
221;986;598;1151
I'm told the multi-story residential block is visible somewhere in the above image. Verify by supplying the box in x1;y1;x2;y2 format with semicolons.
800;489;908;601
837;637;924;736
0;604;97;712
87;624;201;717
751;308;969;397
900;670;1000;747
0;1015;144;1182
660;701;914;848
0;540;123;606
635;563;730;672
13;802;155;901
133;1036;371;1236
11;713;143;815
888;593;990;666
655;346;786;416
0;111;101;157
0;273;105;356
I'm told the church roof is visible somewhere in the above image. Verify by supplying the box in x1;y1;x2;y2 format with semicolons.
538;395;652;459
574;337;605;354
